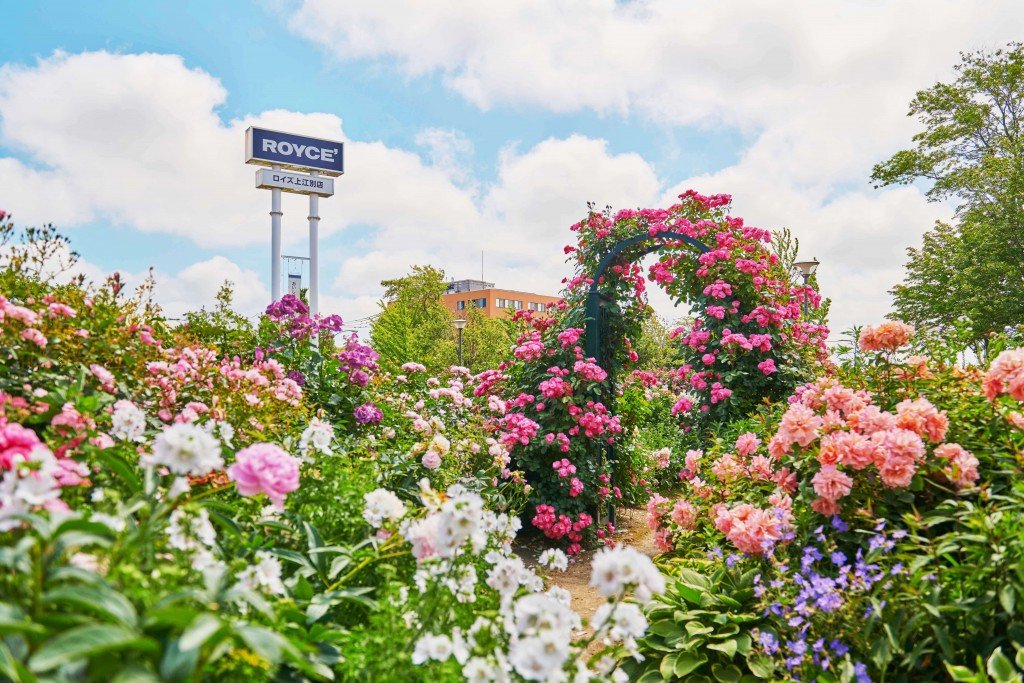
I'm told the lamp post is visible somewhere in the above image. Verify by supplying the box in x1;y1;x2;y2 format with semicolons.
454;317;467;366
793;258;820;316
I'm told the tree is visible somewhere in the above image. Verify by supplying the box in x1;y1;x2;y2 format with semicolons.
370;265;457;372
459;304;514;372
872;43;1024;358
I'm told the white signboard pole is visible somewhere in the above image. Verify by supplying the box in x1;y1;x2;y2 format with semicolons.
271;164;283;301
308;171;320;316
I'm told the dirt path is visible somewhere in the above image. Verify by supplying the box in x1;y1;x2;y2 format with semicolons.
515;507;660;625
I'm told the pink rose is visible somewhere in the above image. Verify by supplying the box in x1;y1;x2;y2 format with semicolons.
0;421;43;469
811;464;853;502
421;451;441;470
227;443;300;509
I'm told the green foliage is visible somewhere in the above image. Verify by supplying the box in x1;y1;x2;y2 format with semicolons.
631;311;680;371
177;282;257;358
625;564;765;682
459;304;513;372
370;265;457;372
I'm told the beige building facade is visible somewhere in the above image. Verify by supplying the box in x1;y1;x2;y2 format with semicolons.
441;279;561;319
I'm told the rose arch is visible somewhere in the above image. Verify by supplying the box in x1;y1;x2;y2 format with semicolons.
478;190;828;553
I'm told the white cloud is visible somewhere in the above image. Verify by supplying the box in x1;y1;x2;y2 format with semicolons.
2;12;1009;338
155;256;270;320
286;0;1020;335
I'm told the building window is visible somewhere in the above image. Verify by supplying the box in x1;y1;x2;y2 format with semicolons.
474;298;487;308
457;300;465;310
538;303;546;312
512;300;522;310
496;298;506;308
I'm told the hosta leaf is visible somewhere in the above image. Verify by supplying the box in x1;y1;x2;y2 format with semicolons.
707;638;738;658
712;663;742;683
674;652;708;677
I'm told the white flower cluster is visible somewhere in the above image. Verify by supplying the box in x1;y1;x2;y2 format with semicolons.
538;548;569;572
589;546;665;603
236;550;286;596
166;507;225;576
394;479;662;682
299;418;335;457
111;400;147;442
167;507;217;552
363;488;407;527
0;445;63;531
149;423;223;476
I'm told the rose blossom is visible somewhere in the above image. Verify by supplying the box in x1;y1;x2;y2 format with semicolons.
0;421;44;469
227;443;300;509
811;464;853;502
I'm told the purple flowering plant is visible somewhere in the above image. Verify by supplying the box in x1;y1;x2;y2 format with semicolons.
258;294;381;430
749;519;906;682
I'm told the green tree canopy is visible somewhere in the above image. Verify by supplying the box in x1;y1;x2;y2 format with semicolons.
459;304;514;373
872;43;1024;359
370;265;457;372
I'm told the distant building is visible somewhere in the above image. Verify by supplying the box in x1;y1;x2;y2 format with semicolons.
441;279;560;319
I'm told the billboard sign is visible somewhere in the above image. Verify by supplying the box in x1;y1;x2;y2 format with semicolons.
245;127;344;176
256;169;335;196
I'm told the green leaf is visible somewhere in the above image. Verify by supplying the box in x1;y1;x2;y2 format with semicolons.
43;584;138;628
707;638;738;658
660;653;679;678
159;638;199;683
28;624;155;672
112;664;162;683
712;664;742;683
674;652;708;677
236;625;289;664
1000;584;1017;615
746;655;775;679
178;613;224;652
0;639;37;683
987;648;1020;683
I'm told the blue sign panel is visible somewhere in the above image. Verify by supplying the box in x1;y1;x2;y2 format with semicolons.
245;127;344;176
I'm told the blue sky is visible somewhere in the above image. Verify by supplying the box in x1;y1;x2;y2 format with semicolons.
0;1;1017;331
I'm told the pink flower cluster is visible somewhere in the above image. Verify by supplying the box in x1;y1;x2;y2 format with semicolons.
531;504;593;554
773;379;971;514
984;348;1024;401
552;458;576;478
858;321;914;353
712;502;789;555
573;360;607;383
497;413;540;447
514;333;546;362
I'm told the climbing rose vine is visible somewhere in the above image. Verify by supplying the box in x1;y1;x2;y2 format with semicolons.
482;191;828;552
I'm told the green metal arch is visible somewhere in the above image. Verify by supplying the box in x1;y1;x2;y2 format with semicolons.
584;231;711;360
579;231;710;527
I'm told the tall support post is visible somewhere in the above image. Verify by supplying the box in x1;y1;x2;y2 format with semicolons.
270;164;283;302
308;171;320;316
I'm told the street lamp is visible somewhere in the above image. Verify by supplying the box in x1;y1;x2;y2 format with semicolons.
793;258;820;316
793;258;820;285
453;317;468;366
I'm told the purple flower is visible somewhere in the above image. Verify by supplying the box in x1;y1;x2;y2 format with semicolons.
830;639;849;656
353;402;383;425
831;516;848;532
287;370;305;386
758;631;779;654
854;661;872;683
830;551;847;567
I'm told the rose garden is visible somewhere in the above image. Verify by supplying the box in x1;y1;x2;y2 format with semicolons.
3;49;1024;683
